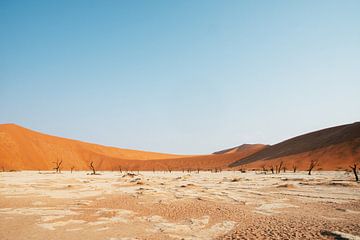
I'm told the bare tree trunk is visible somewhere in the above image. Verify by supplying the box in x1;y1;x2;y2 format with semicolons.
71;166;74;173
308;159;319;175
350;164;358;182
90;161;96;175
53;160;63;173
277;161;283;174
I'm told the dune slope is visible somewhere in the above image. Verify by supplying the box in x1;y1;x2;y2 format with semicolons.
0;124;183;170
0;124;264;171
229;122;360;170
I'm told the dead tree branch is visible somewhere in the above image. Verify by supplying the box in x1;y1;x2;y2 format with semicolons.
308;159;319;175
90;161;96;175
53;159;62;173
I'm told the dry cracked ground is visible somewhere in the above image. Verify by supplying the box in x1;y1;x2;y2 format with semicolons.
0;171;359;240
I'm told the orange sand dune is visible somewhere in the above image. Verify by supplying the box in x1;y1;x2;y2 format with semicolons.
0;124;183;170
229;122;360;170
212;144;269;155
0;124;264;171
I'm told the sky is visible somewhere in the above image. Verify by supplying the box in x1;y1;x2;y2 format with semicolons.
0;0;359;154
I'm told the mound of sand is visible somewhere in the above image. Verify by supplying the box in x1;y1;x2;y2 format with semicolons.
0;124;183;170
212;144;268;155
229;122;360;170
0;124;263;171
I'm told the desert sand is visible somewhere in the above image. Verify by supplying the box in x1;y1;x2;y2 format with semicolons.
1;170;359;240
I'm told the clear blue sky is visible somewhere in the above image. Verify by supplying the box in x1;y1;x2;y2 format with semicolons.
0;0;359;154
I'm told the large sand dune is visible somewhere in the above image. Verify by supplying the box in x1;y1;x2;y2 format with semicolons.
0;124;263;171
229;122;360;170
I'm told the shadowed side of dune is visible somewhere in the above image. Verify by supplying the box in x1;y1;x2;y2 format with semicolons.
229;122;360;169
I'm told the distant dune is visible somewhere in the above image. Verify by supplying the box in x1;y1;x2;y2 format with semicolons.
212;144;268;155
229;122;360;170
0;124;262;171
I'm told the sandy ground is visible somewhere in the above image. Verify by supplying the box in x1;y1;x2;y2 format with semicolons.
0;171;359;240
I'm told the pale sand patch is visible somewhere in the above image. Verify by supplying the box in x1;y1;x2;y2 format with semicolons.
146;215;236;239
254;202;298;215
0;207;79;218
38;219;86;230
89;209;135;225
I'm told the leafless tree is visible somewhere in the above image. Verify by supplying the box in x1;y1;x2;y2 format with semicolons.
197;168;200;173
277;161;284;174
89;161;96;175
349;161;358;182
53;159;62;173
119;166;122;173
292;164;297;173
167;167;172;173
70;166;75;173
283;166;286;173
308;159;319;175
270;166;274;174
261;165;267;172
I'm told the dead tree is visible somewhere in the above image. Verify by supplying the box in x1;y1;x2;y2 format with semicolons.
119;166;122;173
292;164;297;173
270;166;274;174
70;166;75;173
89;161;96;175
53;160;63;173
349;163;358;182
308;159;319;175
197;168;200;174
283;166;286;173
277;161;284;174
